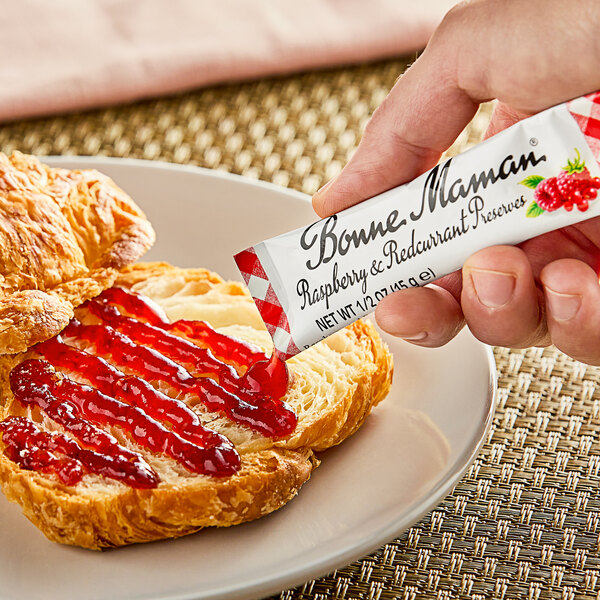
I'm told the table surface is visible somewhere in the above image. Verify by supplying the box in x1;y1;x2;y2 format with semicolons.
2;58;600;600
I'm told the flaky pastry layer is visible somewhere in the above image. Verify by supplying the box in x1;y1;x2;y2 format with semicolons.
0;152;154;353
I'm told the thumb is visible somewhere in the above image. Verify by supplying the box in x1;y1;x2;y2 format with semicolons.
312;24;482;218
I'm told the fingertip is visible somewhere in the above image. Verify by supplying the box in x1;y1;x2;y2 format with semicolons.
462;245;529;312
540;259;600;364
375;285;464;347
540;259;596;323
311;173;361;218
461;245;548;347
463;244;529;273
311;194;325;218
311;178;336;218
540;258;597;291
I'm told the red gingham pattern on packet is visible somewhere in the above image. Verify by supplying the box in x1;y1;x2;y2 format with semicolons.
568;92;600;163
234;247;301;361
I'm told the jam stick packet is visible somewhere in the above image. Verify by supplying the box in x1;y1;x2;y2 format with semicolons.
235;91;600;360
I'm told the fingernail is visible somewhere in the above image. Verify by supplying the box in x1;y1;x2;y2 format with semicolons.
313;177;335;199
399;332;428;342
545;288;582;322
377;312;428;341
469;268;516;308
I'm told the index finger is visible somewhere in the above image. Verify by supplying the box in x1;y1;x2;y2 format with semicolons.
312;12;482;217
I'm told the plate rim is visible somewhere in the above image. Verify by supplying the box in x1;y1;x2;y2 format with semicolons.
38;156;497;600
44;154;310;202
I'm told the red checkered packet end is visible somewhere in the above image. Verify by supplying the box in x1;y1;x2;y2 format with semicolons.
568;91;600;164
234;247;300;361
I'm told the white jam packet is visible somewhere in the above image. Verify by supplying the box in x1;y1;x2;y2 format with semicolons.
235;92;600;359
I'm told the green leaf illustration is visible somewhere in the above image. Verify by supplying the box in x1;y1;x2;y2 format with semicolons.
526;201;544;218
520;175;545;189
562;148;586;173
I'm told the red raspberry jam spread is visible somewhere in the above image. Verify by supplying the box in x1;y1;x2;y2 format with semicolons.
0;416;158;488
0;288;294;488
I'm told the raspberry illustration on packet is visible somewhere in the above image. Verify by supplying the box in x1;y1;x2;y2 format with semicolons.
521;148;600;216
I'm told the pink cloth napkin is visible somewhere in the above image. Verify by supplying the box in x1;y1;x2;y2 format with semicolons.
0;0;456;123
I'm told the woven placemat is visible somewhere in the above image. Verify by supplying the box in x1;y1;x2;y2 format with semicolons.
2;59;600;600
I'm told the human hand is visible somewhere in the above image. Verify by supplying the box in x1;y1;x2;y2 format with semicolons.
312;0;600;364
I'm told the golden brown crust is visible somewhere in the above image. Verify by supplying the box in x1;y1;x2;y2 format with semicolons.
0;262;392;549
0;448;316;549
0;152;154;353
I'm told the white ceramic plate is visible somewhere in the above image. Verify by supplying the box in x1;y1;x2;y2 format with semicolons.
0;158;496;600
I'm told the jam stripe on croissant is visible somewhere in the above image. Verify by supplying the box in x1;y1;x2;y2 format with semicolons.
96;288;289;400
37;336;235;449
97;287;267;366
11;359;240;477
86;301;253;392
63;320;297;438
7;362;160;488
84;299;286;402
1;417;92;487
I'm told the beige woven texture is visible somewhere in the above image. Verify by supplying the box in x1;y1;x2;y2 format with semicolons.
2;59;600;600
